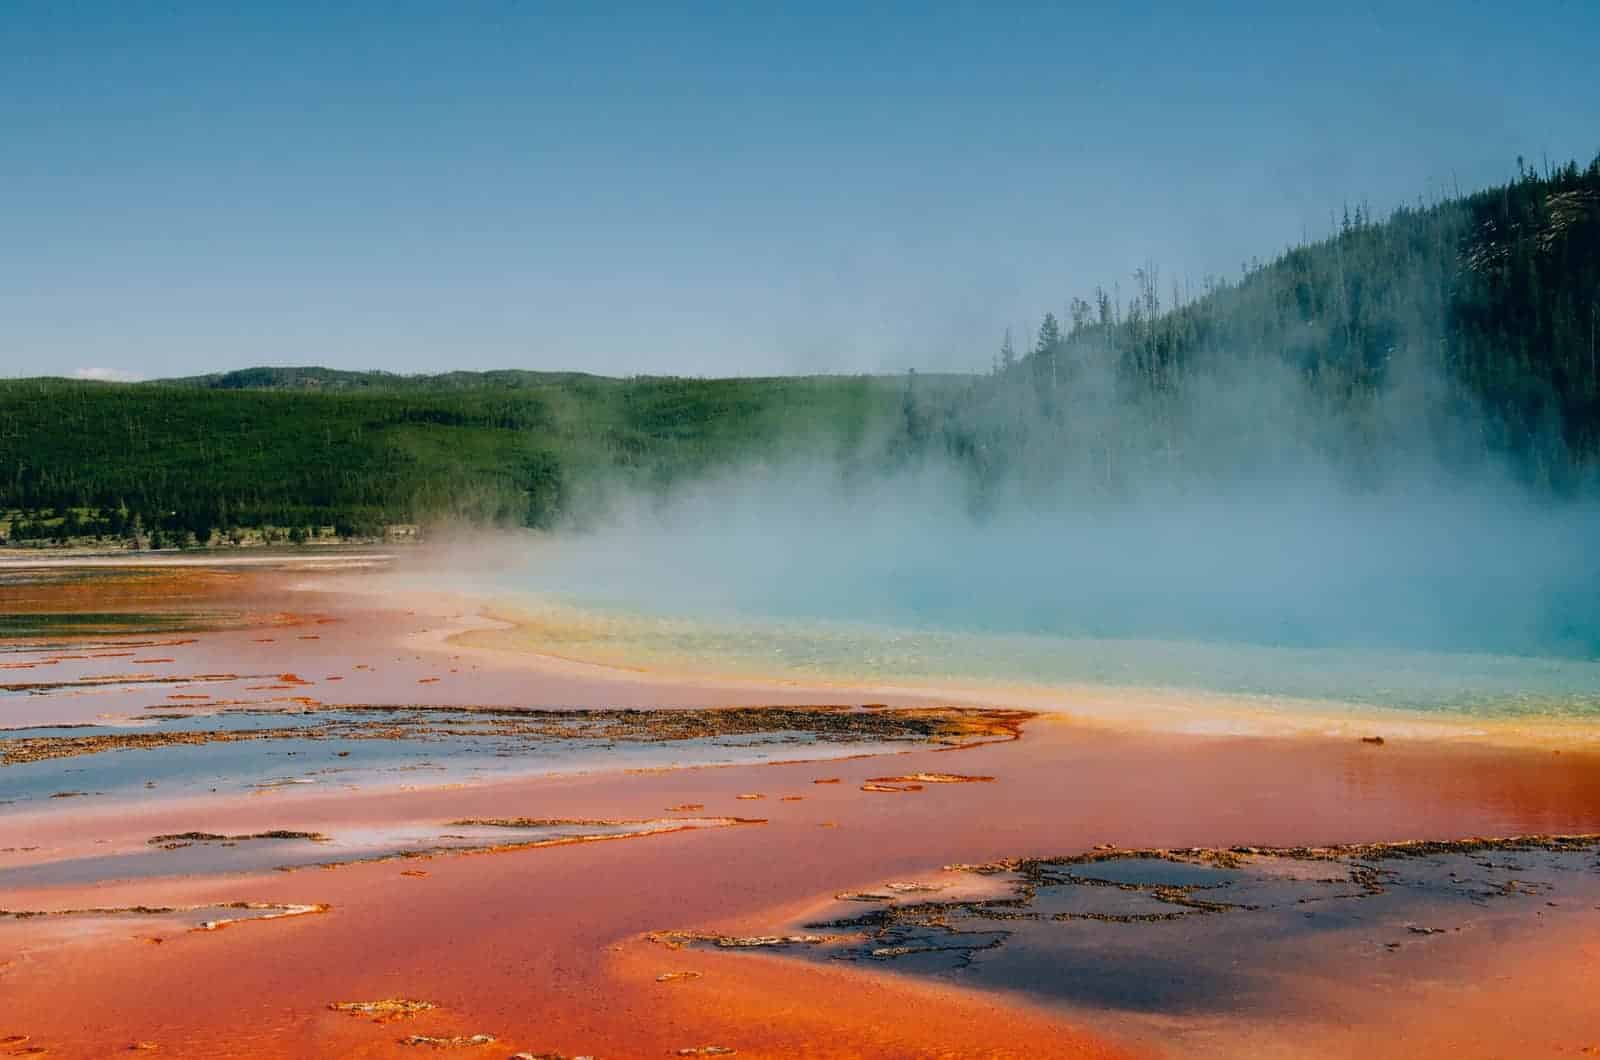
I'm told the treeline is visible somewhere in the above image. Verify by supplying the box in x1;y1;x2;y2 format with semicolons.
2;506;346;550
4;157;1597;542
895;155;1600;501
0;373;919;545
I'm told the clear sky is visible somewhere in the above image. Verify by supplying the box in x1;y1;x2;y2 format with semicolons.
3;2;1597;380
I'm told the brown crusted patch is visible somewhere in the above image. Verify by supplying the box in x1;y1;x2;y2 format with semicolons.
648;930;840;950
1;705;1031;766
0;902;329;929
448;816;764;830
148;830;328;848
0;672;250;695
331;998;435;1019
957;833;1600;876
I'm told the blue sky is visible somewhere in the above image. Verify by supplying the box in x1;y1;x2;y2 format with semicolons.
3;2;1597;380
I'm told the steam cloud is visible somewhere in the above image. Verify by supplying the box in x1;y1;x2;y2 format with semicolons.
515;353;1600;660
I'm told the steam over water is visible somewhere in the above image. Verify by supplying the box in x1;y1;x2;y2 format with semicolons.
480;466;1600;725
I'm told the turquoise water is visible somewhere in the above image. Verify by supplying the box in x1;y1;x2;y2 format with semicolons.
483;592;1600;721
420;492;1600;723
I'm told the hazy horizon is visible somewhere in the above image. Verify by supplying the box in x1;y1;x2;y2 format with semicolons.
5;2;1599;382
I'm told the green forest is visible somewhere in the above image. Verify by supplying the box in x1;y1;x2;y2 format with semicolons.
907;154;1600;502
0;371;938;545
2;156;1597;547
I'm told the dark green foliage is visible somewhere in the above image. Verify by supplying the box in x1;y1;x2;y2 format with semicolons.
0;374;922;535
961;155;1600;492
3;160;1596;537
520;452;564;530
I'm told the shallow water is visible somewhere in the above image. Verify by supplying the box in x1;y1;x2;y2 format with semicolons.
466;586;1600;723
674;839;1600;1046
0;706;962;810
0;816;750;888
416;511;1600;727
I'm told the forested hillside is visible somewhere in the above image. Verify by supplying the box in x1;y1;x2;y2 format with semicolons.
903;155;1600;500
3;156;1597;546
0;373;927;545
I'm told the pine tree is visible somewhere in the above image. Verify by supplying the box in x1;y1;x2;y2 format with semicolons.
1035;313;1063;391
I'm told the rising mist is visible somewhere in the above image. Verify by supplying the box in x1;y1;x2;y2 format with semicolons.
515;352;1600;661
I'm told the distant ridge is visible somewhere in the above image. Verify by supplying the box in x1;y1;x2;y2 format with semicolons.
148;366;962;390
161;366;607;391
